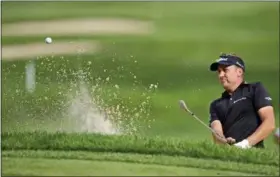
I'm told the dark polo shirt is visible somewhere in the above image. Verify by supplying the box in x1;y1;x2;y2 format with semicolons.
209;82;273;148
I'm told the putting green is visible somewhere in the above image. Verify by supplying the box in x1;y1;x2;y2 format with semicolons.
2;157;258;176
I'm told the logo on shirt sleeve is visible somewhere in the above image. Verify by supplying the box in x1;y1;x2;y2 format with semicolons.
265;97;272;101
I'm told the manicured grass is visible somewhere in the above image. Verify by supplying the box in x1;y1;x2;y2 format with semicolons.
3;152;272;176
2;2;279;175
2;132;279;167
2;157;261;176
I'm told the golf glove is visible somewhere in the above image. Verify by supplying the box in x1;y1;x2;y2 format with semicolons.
233;139;251;149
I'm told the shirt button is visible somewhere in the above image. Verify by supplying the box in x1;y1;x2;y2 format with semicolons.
230;98;232;100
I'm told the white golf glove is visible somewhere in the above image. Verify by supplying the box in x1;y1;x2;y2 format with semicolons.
233;139;251;149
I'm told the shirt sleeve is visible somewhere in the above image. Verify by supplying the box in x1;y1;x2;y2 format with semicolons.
253;82;273;111
209;101;219;126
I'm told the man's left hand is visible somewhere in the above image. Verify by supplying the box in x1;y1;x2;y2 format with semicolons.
233;139;251;149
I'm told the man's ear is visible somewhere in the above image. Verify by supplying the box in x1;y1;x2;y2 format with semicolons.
237;68;243;77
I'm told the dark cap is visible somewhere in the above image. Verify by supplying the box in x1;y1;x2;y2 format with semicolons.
209;54;245;72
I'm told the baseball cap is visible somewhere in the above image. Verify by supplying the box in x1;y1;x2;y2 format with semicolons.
209;54;245;72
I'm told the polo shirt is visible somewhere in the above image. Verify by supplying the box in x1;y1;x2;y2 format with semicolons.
209;82;273;148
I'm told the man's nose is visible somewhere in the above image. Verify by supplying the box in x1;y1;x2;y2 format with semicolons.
218;71;224;76
218;71;225;78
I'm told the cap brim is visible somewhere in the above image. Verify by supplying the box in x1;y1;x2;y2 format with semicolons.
209;61;231;71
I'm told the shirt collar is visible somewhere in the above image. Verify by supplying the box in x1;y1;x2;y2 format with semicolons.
221;81;248;98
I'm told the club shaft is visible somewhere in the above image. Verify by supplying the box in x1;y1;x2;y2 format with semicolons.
179;100;226;141
191;113;225;140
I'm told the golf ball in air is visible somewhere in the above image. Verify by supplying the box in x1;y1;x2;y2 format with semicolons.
45;37;52;44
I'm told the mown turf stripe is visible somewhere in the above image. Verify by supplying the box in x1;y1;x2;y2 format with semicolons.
2;131;279;167
2;157;261;176
2;150;278;176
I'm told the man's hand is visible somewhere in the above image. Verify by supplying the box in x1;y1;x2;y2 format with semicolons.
213;135;236;145
211;120;228;144
213;133;227;144
226;137;236;144
233;139;251;149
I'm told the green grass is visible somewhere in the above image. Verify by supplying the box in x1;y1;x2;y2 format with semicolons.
2;132;279;166
2;157;261;176
2;152;273;176
2;1;279;175
2;132;279;176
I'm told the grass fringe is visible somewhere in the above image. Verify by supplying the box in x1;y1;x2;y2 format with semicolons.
3;150;279;176
2;131;279;167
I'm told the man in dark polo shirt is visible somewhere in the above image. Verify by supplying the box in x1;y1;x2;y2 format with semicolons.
208;53;276;149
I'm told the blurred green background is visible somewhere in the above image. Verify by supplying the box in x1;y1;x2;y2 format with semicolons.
2;2;279;148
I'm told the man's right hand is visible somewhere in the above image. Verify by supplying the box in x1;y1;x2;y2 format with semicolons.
212;132;227;144
226;137;236;144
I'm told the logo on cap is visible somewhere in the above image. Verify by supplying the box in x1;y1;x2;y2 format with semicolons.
236;61;244;68
216;58;228;62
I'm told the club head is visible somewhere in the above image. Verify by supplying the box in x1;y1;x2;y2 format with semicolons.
179;100;186;109
179;100;194;115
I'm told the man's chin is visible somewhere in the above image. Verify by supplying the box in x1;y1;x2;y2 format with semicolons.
221;83;230;89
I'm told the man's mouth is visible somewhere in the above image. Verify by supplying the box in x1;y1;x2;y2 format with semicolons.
220;79;227;83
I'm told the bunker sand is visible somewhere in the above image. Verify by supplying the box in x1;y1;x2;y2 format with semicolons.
2;41;100;60
2;18;155;36
2;18;155;60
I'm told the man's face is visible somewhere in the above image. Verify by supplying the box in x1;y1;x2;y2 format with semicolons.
217;65;242;89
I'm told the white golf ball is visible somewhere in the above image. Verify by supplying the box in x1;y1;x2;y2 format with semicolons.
45;37;52;44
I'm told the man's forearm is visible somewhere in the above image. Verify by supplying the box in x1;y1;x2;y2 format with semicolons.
247;118;275;146
212;130;227;144
212;135;226;144
210;120;227;144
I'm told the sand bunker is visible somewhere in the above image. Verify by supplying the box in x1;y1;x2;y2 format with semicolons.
2;41;100;60
2;18;155;135
2;18;155;36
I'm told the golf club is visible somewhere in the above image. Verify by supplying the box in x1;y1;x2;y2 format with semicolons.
179;100;229;143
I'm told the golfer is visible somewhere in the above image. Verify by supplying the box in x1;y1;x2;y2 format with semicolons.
208;53;276;149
